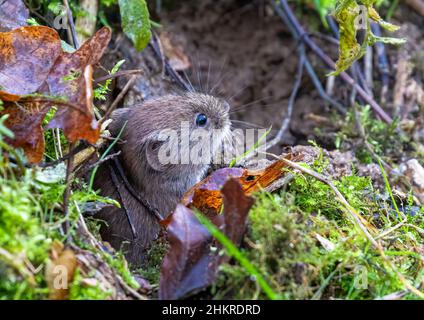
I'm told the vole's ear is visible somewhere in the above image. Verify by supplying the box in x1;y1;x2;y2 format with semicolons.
108;108;130;136
145;139;167;172
144;129;179;172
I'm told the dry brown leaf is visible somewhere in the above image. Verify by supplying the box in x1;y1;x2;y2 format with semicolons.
181;154;303;217
44;27;111;144
159;31;191;71
1;101;51;163
0;26;111;162
45;240;77;300
0;26;62;94
159;178;254;299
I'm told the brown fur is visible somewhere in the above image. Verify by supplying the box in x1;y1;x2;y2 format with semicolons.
93;93;230;266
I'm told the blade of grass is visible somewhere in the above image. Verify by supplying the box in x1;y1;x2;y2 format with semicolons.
377;158;405;221
88;121;127;191
229;127;272;168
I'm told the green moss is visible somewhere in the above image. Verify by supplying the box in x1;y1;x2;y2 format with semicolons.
69;268;113;300
333;105;409;163
213;155;423;300
0;170;52;299
138;239;168;285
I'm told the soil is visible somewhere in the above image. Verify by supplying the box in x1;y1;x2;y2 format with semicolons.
153;0;424;150
103;0;423;154
158;0;327;147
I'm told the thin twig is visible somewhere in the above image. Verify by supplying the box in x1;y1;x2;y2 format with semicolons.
63;142;76;242
37;143;90;168
63;0;80;48
99;75;137;125
94;70;144;84
108;163;138;239
266;43;305;149
0;247;34;282
61;1;79;244
112;157;164;221
273;3;345;114
73;203;146;300
149;32;192;91
371;23;390;104
85;151;121;171
274;0;393;124
375;220;407;240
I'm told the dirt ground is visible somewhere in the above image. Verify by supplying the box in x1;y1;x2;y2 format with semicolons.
154;0;424;150
103;0;424;157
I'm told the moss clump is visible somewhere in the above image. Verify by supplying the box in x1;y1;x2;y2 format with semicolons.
333;105;410;163
69;268;113;300
0;128;139;299
0;170;52;299
213;158;424;300
137;238;168;286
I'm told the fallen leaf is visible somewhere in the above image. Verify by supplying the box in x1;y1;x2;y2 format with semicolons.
159;178;254;299
0;0;29;32
44;27;111;143
0;26;62;94
181;154;303;216
221;178;255;245
1;101;51;163
159;32;191;71
159;204;215;300
0;26;111;162
45;240;77;300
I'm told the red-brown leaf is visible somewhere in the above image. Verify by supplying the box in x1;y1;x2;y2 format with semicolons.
1;101;51;163
159;178;254;299
221;178;255;245
0;26;111;162
0;26;62;95
44;27;112;143
159;204;216;299
181;154;305;216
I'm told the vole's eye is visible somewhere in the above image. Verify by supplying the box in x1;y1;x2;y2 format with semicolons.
195;113;208;127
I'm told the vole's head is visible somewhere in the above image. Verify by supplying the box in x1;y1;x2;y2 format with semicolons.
111;93;231;173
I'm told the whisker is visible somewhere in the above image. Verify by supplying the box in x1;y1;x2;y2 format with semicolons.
209;57;228;95
181;69;196;93
195;51;204;93
231;119;264;129
206;60;212;93
230;101;283;114
233;96;273;108
225;83;251;102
